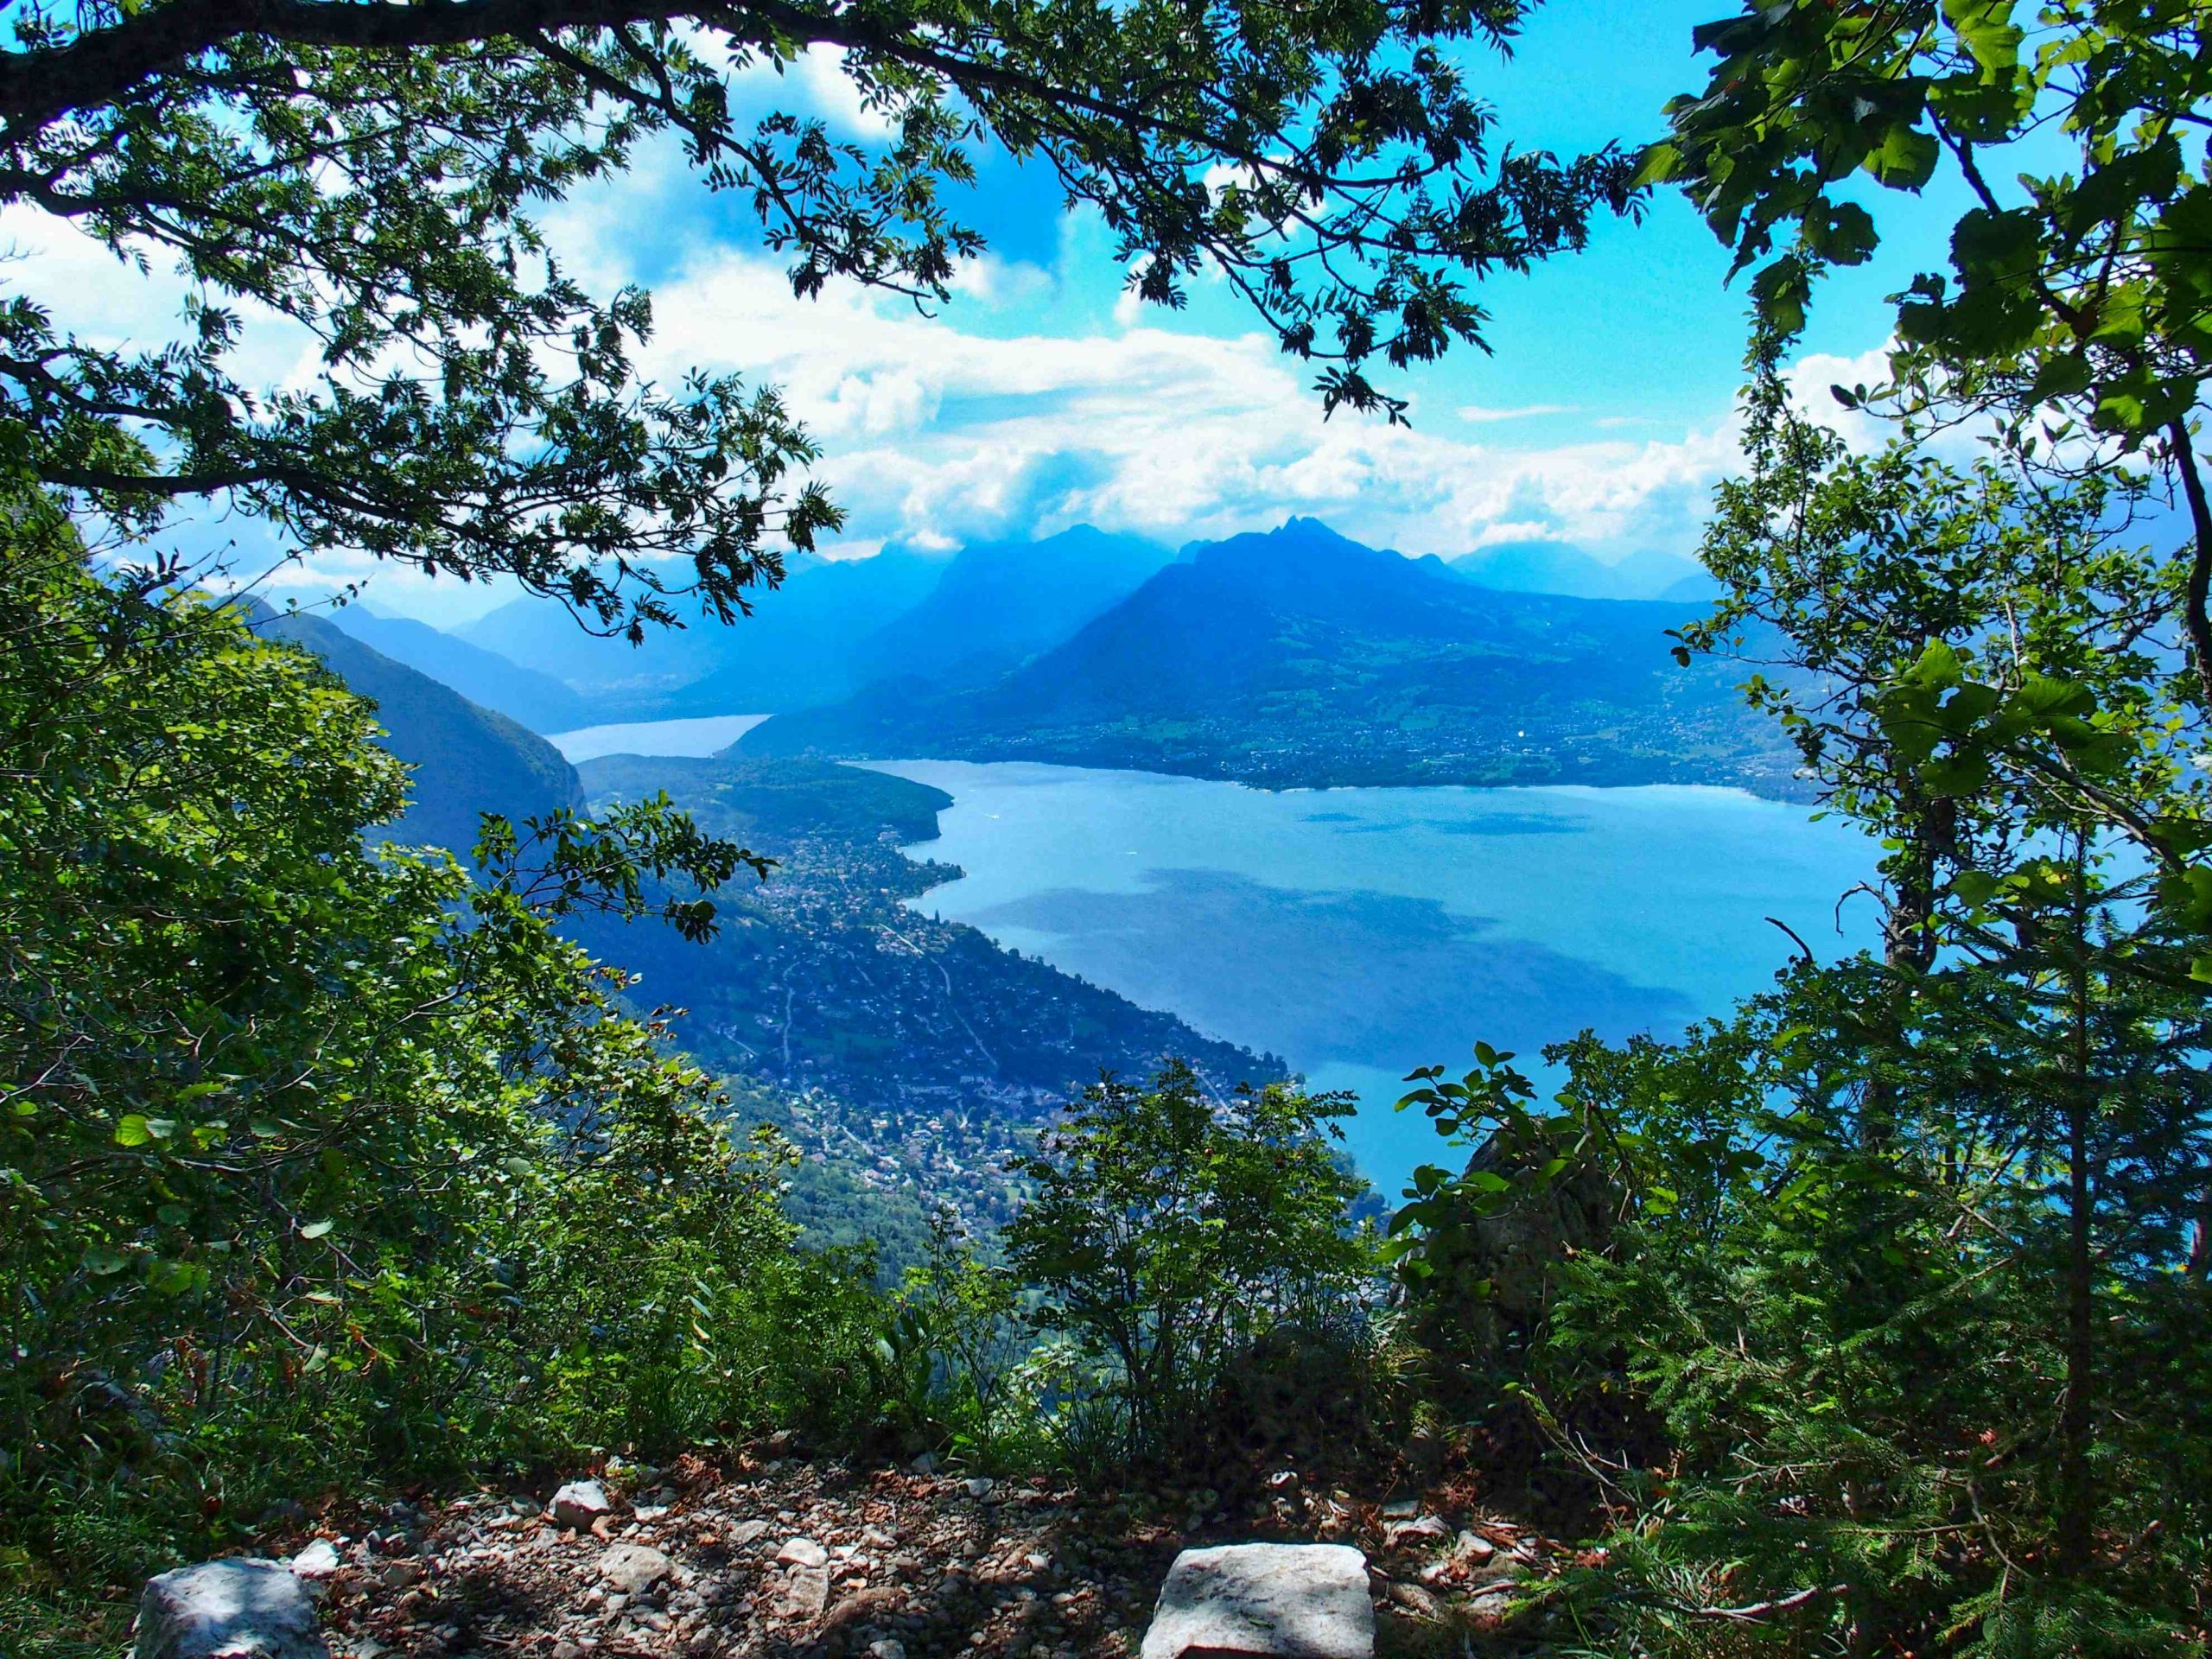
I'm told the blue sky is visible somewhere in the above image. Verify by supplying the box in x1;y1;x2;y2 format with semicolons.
10;1;1967;621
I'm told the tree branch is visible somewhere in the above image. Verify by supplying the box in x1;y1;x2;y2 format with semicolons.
2168;416;2212;709
0;0;681;132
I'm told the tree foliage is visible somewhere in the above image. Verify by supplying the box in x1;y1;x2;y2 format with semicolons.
1006;1064;1375;1464
0;498;886;1604
1;0;1637;638
1646;0;2212;709
1394;410;2212;1649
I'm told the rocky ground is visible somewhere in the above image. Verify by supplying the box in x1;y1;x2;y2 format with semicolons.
276;1443;1565;1659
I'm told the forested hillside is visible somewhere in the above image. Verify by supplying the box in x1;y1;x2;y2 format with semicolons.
746;518;1795;792
257;606;588;853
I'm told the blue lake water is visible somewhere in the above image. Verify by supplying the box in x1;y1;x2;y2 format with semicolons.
550;713;769;762
866;760;1883;1196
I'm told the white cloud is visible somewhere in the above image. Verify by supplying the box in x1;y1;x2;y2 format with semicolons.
1455;403;1581;423
0;204;321;394
614;241;1747;563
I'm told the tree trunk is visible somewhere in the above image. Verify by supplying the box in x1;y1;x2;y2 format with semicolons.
2055;848;2096;1572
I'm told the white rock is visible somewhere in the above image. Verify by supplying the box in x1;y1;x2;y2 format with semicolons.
550;1480;610;1531
600;1544;674;1594
135;1559;329;1659
962;1478;995;1500
777;1537;828;1569
726;1520;771;1548
869;1641;907;1659
780;1564;830;1618
1140;1544;1371;1659
289;1541;342;1581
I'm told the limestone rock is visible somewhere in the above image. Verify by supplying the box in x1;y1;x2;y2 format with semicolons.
780;1565;831;1619
727;1520;771;1548
778;1537;829;1569
600;1543;674;1594
1140;1544;1371;1659
288;1541;342;1581
135;1559;329;1659
550;1480;610;1531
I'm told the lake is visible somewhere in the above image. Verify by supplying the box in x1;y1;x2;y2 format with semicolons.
549;713;769;762
865;760;1882;1194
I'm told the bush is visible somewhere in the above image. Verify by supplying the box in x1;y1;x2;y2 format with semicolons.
0;508;893;1617
1005;1062;1380;1470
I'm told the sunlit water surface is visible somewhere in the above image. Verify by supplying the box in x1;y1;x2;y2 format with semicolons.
864;760;1881;1195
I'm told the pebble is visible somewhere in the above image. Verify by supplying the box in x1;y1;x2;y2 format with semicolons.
295;1447;1564;1659
777;1536;829;1569
550;1480;611;1531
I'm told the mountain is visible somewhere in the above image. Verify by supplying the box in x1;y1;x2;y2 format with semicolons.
1659;568;1726;604
458;548;949;716
1452;540;1708;601
743;517;1796;795
857;526;1173;687
253;605;585;853
322;606;594;733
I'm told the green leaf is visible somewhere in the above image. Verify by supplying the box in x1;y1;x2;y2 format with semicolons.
1867;126;1940;190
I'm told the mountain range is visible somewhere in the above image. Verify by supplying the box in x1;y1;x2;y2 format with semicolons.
284;514;1789;794
741;518;1793;794
456;548;948;721
325;604;595;732
856;525;1172;689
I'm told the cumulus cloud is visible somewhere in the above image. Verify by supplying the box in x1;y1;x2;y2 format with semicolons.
11;49;1904;622
621;239;1749;563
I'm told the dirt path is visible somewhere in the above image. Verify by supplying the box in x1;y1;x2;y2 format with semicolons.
292;1449;1558;1659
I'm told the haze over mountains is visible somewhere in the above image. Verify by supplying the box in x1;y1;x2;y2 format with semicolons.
454;548;947;718
742;518;1792;794
1452;540;1720;603
324;523;1734;762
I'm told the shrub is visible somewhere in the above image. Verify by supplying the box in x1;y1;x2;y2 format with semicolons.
1006;1062;1378;1468
0;506;891;1613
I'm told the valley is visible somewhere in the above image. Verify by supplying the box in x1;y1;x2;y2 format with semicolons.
253;523;1840;1224
567;754;1284;1257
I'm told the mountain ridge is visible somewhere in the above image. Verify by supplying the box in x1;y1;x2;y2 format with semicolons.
741;517;1796;796
252;603;587;853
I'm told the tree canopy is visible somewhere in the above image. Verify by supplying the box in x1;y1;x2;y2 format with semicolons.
2;0;1636;637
